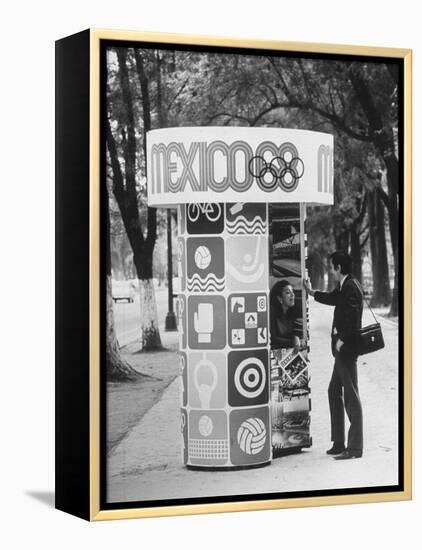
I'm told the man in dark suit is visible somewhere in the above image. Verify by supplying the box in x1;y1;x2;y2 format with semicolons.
303;251;364;460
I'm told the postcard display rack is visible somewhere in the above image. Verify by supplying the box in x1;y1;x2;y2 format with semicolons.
147;127;333;468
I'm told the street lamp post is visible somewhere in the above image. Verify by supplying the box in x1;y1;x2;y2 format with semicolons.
165;208;177;331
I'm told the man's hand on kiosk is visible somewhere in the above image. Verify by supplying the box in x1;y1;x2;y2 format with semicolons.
303;278;315;297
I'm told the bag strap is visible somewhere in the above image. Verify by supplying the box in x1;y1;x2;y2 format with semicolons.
351;277;378;324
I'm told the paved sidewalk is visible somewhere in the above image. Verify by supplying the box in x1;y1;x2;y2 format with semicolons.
107;300;399;503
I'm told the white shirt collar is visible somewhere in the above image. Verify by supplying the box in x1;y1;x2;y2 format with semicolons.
339;274;348;290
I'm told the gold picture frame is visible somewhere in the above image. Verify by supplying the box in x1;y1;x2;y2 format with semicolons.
55;28;412;521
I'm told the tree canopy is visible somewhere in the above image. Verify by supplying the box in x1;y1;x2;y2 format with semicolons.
107;46;399;321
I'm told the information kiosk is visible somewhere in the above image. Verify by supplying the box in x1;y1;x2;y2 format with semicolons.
147;127;333;468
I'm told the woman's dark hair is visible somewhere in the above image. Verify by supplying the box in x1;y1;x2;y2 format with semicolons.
270;279;292;308
330;250;353;275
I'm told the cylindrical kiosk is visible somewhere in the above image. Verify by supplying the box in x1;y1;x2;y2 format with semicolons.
147;128;333;469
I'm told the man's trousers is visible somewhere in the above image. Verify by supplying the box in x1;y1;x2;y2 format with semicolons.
328;349;363;451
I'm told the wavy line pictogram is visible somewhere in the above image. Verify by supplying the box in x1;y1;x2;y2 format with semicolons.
227;215;265;226
227;223;265;234
187;280;225;292
227;222;266;234
187;273;225;292
226;215;266;234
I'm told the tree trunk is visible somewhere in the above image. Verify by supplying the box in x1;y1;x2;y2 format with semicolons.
106;275;141;381
367;189;391;307
348;65;398;314
132;235;163;351
107;48;162;351
155;51;167;128
350;225;362;283
384;196;399;316
335;229;349;252
138;279;162;350
105;188;140;381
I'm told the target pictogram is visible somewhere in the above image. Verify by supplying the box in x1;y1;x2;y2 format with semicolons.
228;349;269;407
234;357;266;399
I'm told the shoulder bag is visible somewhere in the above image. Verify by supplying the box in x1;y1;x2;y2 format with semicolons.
353;279;385;355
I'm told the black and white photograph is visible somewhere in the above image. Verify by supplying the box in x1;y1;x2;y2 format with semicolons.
102;38;406;509
4;0;421;544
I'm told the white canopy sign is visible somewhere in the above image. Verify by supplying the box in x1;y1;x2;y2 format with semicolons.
147;127;333;206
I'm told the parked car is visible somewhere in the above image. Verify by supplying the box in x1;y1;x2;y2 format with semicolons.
112;280;136;303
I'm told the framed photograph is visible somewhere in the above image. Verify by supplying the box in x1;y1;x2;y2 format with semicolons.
55;29;412;521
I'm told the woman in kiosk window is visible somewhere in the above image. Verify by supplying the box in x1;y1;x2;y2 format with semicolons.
270;280;305;352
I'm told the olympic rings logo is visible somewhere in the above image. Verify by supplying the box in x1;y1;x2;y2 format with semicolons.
248;143;304;193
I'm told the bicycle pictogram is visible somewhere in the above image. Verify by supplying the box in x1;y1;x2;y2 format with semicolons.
187;203;222;223
248;143;304;193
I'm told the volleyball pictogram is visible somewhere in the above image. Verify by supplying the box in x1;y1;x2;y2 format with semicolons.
195;246;212;270
237;417;267;455
198;415;214;437
187;237;224;293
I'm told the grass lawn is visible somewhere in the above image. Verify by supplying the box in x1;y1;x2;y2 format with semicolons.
107;340;179;455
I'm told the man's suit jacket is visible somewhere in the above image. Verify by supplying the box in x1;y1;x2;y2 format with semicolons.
314;274;363;358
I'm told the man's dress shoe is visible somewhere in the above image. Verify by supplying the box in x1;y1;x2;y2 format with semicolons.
334;449;363;460
326;443;345;455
